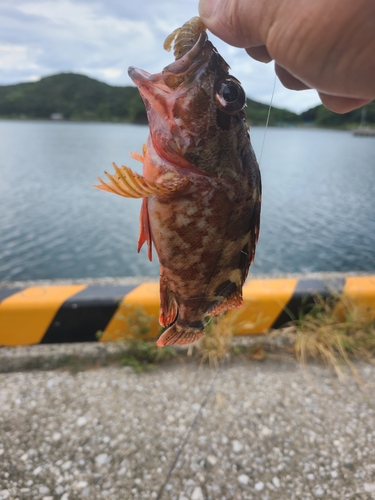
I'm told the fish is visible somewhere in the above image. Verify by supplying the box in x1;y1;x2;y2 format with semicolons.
96;17;261;347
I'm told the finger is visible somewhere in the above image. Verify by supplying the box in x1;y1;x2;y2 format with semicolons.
246;46;272;63
318;93;373;114
275;64;310;91
198;0;265;47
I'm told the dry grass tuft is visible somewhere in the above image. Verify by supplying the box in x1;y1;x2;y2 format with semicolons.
193;311;267;367
194;313;237;369
195;295;375;381
293;296;375;382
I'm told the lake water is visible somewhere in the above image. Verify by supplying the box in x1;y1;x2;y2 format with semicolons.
0;120;374;281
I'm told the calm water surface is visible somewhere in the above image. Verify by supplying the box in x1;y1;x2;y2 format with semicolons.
0;120;374;281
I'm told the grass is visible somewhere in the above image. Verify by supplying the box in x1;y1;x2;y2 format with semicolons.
120;338;176;373
292;296;375;382
192;312;266;368
192;296;375;382
192;314;235;369
96;296;375;378
98;305;176;372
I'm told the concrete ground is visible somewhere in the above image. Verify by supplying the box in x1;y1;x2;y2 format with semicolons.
1;354;375;500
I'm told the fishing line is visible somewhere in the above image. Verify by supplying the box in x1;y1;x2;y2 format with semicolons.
202;316;213;328
155;56;276;500
258;74;277;167
155;363;223;500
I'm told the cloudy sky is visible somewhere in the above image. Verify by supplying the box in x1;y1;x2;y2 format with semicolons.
0;0;322;113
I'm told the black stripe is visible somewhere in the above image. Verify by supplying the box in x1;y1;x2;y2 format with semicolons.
272;278;346;328
0;288;24;303
41;285;138;344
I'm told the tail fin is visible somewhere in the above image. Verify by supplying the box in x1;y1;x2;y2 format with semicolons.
156;320;205;347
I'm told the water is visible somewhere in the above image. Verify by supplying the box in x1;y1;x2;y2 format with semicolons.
0;120;374;281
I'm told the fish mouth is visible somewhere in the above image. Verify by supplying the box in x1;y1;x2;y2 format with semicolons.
127;32;214;166
128;31;211;101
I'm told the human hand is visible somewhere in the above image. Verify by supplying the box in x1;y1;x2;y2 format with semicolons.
198;0;375;113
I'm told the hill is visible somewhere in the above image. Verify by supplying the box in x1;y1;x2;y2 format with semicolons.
0;73;373;127
0;73;146;123
300;102;375;127
246;97;297;126
0;72;297;125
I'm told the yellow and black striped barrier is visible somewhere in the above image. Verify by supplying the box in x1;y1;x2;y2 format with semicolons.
0;276;374;346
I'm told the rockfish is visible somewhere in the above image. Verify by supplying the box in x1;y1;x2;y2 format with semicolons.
96;17;261;347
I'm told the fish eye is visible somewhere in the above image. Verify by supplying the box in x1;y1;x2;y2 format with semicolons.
222;84;239;102
215;78;246;114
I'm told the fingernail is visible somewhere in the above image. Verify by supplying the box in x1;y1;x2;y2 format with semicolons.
199;0;219;19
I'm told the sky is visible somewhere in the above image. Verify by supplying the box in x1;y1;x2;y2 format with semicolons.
0;0;323;114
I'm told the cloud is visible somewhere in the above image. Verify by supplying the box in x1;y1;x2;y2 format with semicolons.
99;68;123;79
0;44;39;70
16;0;155;70
0;0;321;112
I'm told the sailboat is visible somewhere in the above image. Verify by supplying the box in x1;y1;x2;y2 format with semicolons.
353;107;375;136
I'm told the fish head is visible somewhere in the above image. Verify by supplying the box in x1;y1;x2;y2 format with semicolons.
128;32;249;177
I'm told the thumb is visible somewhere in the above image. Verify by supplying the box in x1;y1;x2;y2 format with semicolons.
198;0;266;48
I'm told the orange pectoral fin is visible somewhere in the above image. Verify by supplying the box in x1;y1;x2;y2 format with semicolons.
95;163;189;199
138;198;153;261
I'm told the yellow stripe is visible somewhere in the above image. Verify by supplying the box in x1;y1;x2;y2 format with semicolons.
0;285;87;345
342;276;375;319
2;277;373;346
101;283;161;341
235;278;298;334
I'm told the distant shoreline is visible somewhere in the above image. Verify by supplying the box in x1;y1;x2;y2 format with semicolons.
1;72;373;128
0;117;371;132
0;116;148;125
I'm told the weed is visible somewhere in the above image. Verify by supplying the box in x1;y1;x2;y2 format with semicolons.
193;312;266;368
120;341;176;373
290;295;375;382
98;304;176;372
193;314;235;368
96;295;375;377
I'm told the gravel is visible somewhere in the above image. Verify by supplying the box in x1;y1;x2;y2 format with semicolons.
1;357;375;499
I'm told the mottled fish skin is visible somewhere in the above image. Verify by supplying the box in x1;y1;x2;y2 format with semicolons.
97;18;261;347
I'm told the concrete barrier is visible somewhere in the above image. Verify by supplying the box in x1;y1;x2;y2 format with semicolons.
0;275;374;346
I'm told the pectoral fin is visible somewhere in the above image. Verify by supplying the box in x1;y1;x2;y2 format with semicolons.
95;163;188;199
